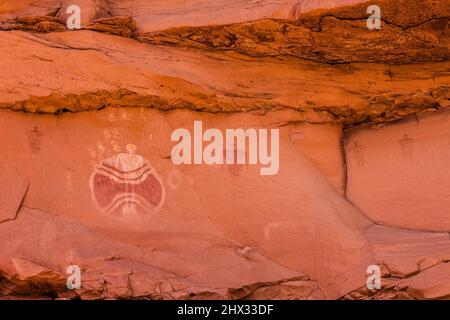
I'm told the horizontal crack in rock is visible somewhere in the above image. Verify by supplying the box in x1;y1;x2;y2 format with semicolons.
1;87;448;129
0;15;137;38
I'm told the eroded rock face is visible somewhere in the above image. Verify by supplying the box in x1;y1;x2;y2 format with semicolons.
0;108;373;299
0;154;28;223
346;109;450;231
0;0;449;300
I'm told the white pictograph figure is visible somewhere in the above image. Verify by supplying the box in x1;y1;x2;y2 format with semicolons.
90;144;165;218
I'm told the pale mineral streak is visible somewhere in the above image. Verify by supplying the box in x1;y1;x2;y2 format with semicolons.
0;0;449;300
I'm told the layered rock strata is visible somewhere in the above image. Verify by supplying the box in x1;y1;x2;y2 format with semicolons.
0;0;449;300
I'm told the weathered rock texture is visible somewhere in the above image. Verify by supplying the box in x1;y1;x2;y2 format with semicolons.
0;0;449;300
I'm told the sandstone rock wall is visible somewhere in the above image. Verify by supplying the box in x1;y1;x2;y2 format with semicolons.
0;0;449;300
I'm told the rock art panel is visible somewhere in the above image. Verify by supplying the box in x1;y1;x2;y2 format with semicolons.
165;110;374;299
90;144;165;219
346;110;450;231
0;0;449;301
0;107;375;299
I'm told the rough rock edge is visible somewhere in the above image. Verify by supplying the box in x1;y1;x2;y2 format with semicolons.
0;15;136;37
343;260;450;300
141;14;449;64
0;87;448;128
0;266;320;300
0;0;448;64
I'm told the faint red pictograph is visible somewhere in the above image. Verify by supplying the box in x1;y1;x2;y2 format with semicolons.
89;144;164;218
223;147;249;177
28;127;43;153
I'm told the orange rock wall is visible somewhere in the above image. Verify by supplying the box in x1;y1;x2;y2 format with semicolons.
0;0;449;300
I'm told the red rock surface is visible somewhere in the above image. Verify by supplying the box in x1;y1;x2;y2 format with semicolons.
0;0;449;300
346;109;450;231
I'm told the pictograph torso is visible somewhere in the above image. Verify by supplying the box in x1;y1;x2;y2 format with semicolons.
90;144;165;218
